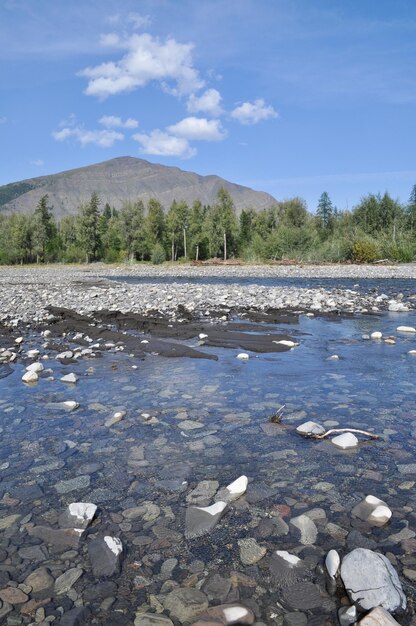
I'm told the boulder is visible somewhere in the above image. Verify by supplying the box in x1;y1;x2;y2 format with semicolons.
340;548;406;613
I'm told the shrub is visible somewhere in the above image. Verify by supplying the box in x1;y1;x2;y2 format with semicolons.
151;243;166;265
352;240;379;263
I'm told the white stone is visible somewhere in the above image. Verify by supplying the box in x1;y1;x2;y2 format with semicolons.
397;325;416;333
199;333;208;339
104;536;123;556
26;349;40;358
273;339;297;347
61;373;78;384
56;351;74;360
275;550;301;566
195;502;227;516
338;605;357;626
331;432;358;449
371;331;382;339
408;350;416;355
236;353;249;360
140;340;149;344
296;421;326;436
26;362;44;373
370;505;392;525
223;607;249;622
22;370;38;383
325;549;340;578
226;475;248;498
63;401;79;410
327;354;339;360
68;502;97;523
15;337;23;344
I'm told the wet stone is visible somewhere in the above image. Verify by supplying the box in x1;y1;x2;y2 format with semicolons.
282;582;322;610
60;606;91;626
186;480;219;506
55;475;90;494
88;536;123;577
134;615;174;626
283;613;307;626
202;573;232;602
163;587;209;623
54;567;83;595
0;586;29;604
191;603;255;625
238;538;267;565
24;567;54;596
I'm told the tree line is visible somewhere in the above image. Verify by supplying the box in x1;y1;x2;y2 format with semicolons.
0;185;416;265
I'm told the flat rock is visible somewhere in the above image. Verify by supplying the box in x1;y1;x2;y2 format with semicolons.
238;538;267;565
290;514;318;545
54;567;83;595
186;480;219;505
88;536;123;577
28;526;82;549
269;551;307;587
340;548;406;612
0;514;21;530
358;607;401;625
55;475;90;494
282;582;322;610
185;501;227;539
60;606;91;626
163;588;209;623
24;567;54;596
0;586;29;604
134;615;174;626
191;603;255;625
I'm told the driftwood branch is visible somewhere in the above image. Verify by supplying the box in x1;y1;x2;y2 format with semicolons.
269;404;286;423
306;427;381;440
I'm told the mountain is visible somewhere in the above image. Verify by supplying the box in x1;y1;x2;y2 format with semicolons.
0;156;277;219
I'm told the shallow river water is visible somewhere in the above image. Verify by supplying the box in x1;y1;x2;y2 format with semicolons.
1;301;416;624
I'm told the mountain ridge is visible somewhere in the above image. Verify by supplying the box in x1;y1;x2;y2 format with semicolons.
0;156;277;218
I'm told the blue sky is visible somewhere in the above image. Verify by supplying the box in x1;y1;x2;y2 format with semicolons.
1;0;416;212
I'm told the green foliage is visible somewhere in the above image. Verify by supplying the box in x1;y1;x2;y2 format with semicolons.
33;194;55;261
78;192;102;262
316;192;333;230
352;239;379;263
151;243;166;265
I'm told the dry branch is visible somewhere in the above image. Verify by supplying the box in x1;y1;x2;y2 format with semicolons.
307;427;381;440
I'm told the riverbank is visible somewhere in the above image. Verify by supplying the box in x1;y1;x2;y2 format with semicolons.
0;263;415;328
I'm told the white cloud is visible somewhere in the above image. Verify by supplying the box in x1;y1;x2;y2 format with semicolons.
231;98;278;125
30;159;45;166
53;126;124;147
127;13;151;30
187;88;223;116
168;117;226;141
99;115;138;129
80;32;204;99
132;130;196;158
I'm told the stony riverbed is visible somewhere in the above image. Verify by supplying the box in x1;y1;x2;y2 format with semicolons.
0;264;416;626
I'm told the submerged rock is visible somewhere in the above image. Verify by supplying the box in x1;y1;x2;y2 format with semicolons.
88;536;123;577
185;501;227;539
338;605;357;626
163;588;208;623
340;548;406;613
215;475;248;503
238;537;267;565
351;495;392;527
191;603;255;625
290;514;318;545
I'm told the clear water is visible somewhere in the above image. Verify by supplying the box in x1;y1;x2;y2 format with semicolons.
1;309;416;623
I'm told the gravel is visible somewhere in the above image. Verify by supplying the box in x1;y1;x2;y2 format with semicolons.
0;263;415;327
